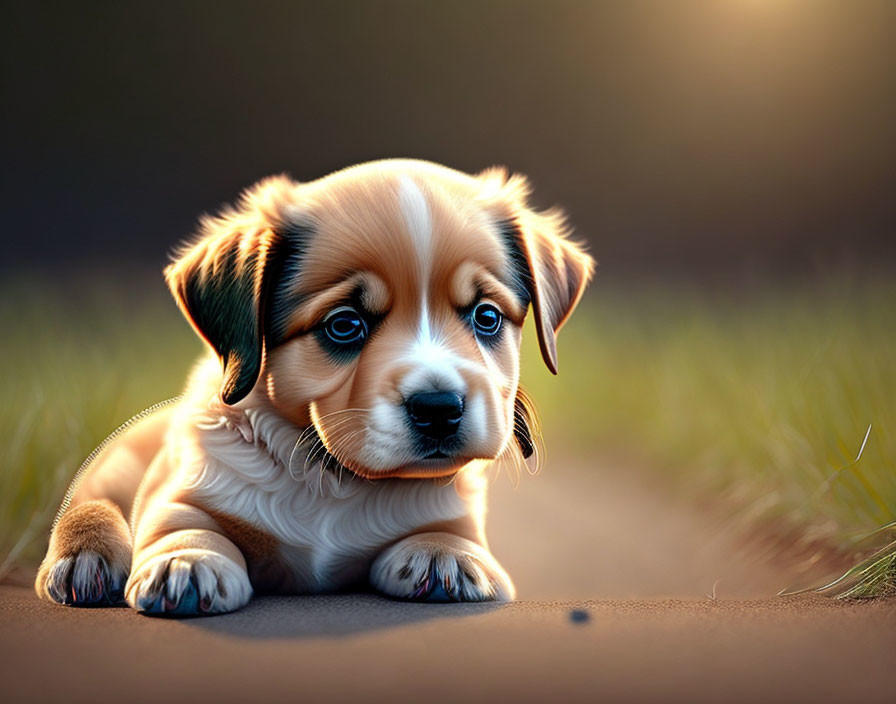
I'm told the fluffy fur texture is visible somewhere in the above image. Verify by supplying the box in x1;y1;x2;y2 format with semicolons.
36;159;593;615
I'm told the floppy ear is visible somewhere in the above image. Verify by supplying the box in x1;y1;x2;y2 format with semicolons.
479;168;594;373
484;167;594;374
165;226;289;405
516;208;594;373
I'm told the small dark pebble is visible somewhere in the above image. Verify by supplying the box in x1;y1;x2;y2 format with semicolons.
569;608;590;624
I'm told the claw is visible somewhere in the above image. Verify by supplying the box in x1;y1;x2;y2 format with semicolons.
129;551;251;617
426;578;452;602
138;581;199;616
48;553;126;607
407;561;456;603
412;574;432;599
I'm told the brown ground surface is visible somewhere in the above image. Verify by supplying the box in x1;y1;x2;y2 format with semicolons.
2;458;894;703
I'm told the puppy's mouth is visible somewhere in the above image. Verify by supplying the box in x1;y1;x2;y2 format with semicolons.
344;453;471;480
302;422;473;480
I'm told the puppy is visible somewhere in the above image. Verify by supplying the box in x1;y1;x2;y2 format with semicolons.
35;159;593;615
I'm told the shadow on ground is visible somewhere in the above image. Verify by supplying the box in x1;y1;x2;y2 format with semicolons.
188;593;501;639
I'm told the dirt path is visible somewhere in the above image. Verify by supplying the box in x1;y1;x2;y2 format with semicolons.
2;458;894;703
488;455;817;599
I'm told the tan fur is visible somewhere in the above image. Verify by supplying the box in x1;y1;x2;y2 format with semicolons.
35;499;131;601
37;159;593;613
204;509;297;592
44;500;130;560
132;500;224;553
68;407;174;520
205;510;279;562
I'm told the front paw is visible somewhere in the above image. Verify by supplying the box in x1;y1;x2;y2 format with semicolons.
125;549;252;616
39;550;127;606
370;533;516;602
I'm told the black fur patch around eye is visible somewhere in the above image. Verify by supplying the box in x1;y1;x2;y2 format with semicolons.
312;286;383;364
265;223;313;346
313;327;368;364
498;219;534;308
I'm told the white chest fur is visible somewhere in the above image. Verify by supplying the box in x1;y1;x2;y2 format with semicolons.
172;403;472;592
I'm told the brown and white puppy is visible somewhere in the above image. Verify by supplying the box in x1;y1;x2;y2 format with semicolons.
35;159;593;615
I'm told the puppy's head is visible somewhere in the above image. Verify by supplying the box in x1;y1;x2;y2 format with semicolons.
166;160;593;479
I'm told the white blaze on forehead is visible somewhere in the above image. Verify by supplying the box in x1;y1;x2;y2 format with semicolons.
395;174;477;399
398;175;436;344
398;175;433;284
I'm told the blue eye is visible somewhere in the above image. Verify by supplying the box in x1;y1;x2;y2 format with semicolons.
323;307;367;345
471;302;503;337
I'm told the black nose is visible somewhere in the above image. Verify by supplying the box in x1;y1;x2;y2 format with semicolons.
406;392;465;440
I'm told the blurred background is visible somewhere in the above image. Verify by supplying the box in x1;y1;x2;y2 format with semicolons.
3;0;895;278
2;0;894;594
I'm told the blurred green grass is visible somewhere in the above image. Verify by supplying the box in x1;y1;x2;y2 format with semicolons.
2;274;894;583
0;274;200;570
